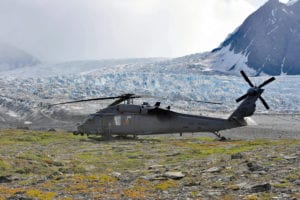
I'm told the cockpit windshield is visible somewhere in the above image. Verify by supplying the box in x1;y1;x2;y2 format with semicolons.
142;102;150;107
85;115;94;122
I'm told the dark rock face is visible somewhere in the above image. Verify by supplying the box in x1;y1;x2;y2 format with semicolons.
250;183;272;193
246;162;265;172
0;43;40;71
231;152;244;159
214;0;300;75
0;175;12;183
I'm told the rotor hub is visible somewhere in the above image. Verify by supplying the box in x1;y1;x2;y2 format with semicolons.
247;87;264;96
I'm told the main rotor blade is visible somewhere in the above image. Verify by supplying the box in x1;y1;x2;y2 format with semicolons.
170;97;223;105
236;93;248;103
258;77;275;88
51;96;121;106
109;98;128;106
51;93;148;107
108;94;151;106
133;94;157;99
240;70;254;87
194;100;223;105
259;96;270;110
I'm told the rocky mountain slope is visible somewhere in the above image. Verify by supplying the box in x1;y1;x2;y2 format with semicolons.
205;0;300;76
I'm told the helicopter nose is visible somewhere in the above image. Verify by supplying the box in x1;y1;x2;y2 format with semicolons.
77;124;85;135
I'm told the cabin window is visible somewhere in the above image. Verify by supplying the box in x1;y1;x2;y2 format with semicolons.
114;115;121;126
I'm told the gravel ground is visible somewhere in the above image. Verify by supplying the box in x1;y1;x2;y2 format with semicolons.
163;114;300;140
217;114;300;140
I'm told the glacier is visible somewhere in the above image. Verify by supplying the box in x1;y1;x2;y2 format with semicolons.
0;71;299;117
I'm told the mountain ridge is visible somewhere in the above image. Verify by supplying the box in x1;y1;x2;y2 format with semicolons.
207;0;300;76
0;43;40;71
1;0;300;76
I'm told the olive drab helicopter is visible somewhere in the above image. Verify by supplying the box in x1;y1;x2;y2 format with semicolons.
52;71;275;140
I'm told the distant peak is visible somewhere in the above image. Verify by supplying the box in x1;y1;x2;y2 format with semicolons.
267;0;280;4
260;0;283;10
287;0;299;6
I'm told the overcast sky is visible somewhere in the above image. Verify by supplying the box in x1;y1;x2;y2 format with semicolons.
0;0;290;62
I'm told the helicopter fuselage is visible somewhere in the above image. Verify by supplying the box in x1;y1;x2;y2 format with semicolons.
76;104;244;137
52;70;275;139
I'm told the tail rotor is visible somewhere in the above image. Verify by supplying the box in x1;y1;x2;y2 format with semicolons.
236;71;275;110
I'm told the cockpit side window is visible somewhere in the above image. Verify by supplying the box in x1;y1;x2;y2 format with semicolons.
114;115;121;126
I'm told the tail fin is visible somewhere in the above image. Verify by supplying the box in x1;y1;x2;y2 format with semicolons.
229;71;275;120
229;95;258;120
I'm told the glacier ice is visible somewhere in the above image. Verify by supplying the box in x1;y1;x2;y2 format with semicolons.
0;71;299;116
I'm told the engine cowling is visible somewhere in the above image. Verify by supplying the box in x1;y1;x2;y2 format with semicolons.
117;104;141;113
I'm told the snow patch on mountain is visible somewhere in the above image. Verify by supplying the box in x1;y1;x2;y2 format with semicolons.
203;45;257;76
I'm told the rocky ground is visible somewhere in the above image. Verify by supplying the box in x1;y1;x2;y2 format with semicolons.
218;114;300;140
0;129;299;200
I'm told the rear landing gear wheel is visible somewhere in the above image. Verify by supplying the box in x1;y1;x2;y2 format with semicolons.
213;132;228;141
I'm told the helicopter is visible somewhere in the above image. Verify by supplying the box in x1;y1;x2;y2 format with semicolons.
52;70;275;140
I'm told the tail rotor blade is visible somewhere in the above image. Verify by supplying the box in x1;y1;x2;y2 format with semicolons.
258;77;275;88
236;93;248;103
259;96;270;110
240;70;254;87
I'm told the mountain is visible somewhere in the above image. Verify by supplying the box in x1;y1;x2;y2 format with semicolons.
205;0;300;76
0;43;40;71
1;57;167;78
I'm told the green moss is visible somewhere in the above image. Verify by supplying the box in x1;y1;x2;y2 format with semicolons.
260;192;276;200
15;167;32;174
286;168;300;181
273;182;291;188
190;191;198;198
0;159;9;170
211;180;224;189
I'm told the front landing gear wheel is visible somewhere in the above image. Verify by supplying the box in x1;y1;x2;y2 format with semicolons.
102;132;113;141
73;131;79;135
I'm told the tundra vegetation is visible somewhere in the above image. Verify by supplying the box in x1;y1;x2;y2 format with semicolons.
0;129;299;199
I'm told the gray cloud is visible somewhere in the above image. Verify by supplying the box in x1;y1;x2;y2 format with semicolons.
0;0;279;62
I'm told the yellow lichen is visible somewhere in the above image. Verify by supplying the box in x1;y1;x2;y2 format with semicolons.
26;189;56;200
155;180;178;191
